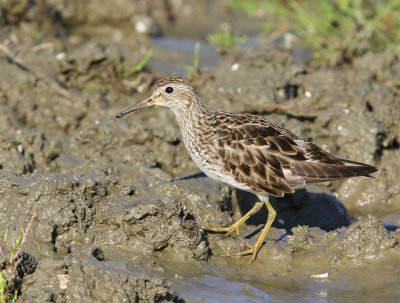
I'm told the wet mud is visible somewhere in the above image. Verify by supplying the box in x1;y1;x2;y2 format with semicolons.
0;1;399;302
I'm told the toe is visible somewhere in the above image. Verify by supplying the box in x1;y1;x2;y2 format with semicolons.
251;251;258;263
226;226;240;237
205;226;230;233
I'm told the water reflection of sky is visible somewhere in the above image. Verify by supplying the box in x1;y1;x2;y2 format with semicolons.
175;275;276;303
150;37;219;76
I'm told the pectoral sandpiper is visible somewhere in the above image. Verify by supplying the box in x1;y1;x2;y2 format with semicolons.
116;77;377;262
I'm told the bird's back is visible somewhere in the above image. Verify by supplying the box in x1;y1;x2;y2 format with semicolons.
183;111;377;197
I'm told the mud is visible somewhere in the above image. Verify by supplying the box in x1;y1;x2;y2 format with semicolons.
0;1;399;302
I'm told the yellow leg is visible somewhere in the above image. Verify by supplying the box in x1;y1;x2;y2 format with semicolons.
206;201;263;237
238;198;276;262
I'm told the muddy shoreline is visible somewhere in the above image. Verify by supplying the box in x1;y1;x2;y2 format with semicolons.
0;1;399;302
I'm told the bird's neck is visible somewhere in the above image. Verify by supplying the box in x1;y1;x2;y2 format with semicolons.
173;100;211;147
174;100;209;129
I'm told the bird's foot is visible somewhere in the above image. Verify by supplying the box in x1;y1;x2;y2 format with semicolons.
233;241;262;263
205;225;240;237
219;241;260;263
205;202;264;239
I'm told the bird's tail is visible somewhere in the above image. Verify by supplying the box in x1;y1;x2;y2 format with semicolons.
338;158;378;178
288;157;378;184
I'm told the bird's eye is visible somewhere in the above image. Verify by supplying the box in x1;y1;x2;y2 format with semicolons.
165;87;174;94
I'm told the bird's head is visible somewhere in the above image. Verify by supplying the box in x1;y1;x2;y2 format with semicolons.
116;77;199;118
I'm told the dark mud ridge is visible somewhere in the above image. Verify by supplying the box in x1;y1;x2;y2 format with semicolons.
0;1;399;302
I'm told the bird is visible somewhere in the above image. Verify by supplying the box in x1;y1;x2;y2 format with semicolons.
116;77;377;262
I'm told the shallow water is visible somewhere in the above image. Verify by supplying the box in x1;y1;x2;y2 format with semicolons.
150;37;219;76
176;275;274;303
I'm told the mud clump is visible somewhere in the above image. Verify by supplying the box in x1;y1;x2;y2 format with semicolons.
96;195;209;260
0;170;209;301
0;171;211;257
331;216;398;265
20;256;183;302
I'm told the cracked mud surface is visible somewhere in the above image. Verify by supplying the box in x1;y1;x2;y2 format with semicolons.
0;1;399;302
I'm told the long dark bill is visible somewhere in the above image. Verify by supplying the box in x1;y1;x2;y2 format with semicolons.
116;97;153;118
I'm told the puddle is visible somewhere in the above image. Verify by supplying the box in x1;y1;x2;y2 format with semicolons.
150;37;219;76
175;275;274;303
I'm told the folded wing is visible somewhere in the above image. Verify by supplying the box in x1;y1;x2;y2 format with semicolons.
209;122;377;197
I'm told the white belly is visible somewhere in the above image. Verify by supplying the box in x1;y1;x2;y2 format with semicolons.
181;128;254;193
188;149;253;192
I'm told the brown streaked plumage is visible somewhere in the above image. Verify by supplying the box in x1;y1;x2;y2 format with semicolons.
116;77;377;262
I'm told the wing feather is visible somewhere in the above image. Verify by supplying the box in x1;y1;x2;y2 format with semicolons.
207;114;377;197
210;124;296;196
